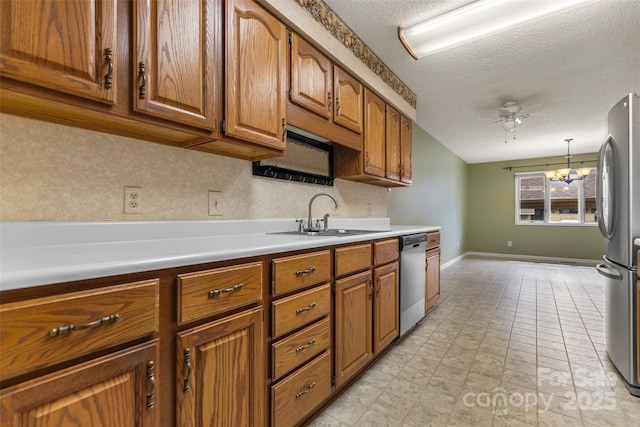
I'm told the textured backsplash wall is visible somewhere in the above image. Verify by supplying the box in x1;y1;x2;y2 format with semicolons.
0;114;388;221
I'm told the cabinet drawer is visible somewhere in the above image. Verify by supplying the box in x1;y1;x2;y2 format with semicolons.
0;279;158;381
427;231;440;249
272;317;330;380
272;250;330;296
335;243;371;277
272;351;332;427
178;262;262;324
374;239;399;265
273;284;330;338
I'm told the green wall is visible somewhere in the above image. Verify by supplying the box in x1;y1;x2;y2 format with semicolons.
388;124;603;263
388;124;467;264
465;154;603;261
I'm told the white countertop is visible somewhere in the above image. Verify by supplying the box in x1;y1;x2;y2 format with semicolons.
0;219;439;291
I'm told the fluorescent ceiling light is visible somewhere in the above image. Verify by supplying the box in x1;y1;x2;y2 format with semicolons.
398;0;590;59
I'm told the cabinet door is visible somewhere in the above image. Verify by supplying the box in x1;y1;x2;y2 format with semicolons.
400;115;413;184
373;262;399;353
226;0;287;150
0;0;117;104
177;307;264;427
134;0;219;130
363;89;386;177
290;33;332;120
426;248;441;312
385;106;401;181
333;66;363;134
334;270;372;388
0;340;159;427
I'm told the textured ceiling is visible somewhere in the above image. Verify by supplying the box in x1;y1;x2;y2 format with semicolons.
323;0;640;164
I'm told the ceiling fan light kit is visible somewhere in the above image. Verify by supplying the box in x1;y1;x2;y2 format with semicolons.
545;138;592;184
398;0;590;59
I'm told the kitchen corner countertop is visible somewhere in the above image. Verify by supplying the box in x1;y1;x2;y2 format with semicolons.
0;219;440;291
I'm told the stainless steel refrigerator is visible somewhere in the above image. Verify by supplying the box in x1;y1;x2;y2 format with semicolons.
596;93;639;396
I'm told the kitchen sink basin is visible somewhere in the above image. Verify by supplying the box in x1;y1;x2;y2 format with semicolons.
269;229;389;237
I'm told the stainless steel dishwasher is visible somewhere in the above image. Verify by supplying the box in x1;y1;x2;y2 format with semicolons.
399;233;427;336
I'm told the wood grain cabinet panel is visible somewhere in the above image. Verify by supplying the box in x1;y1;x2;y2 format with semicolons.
272;250;330;296
290;34;332;120
272;317;330;380
271;351;331;427
426;247;441;313
373;261;399;353
0;0;118;104
335;243;372;277
272;284;330;339
0;340;159;427
134;0;220;130
363;89;386;178
177;261;262;324
334;270;373;388
176;307;264;427
400;115;413;184
0;279;159;381
373;239;399;266
225;0;287;150
333;66;363;134
385;106;401;181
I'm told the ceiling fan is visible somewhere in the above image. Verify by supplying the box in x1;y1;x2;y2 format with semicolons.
494;101;530;142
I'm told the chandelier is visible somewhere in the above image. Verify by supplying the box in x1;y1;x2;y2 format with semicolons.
545;138;592;184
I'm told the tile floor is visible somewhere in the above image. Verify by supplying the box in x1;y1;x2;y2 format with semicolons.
309;256;640;426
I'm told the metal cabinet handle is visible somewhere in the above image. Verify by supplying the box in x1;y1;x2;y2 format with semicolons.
296;339;316;352
328;92;332;111
295;267;316;276
49;313;119;337
596;263;623;280
209;283;243;298
183;348;192;393
104;48;113;89
138;62;147;99
365;152;370;166
146;361;156;409
296;382;316;399
368;279;373;300
376;276;381;296
336;98;341;114
296;302;316;314
282;118;286;141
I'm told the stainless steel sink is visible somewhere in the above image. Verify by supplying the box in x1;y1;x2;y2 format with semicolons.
269;229;388;237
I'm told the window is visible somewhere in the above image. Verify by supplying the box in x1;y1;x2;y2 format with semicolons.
515;170;597;225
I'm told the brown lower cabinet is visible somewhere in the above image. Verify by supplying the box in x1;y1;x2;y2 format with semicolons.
0;340;159;427
0;235;421;426
176;307;264;427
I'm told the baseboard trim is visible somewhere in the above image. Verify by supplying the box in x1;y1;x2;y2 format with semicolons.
465;251;600;266
441;253;467;270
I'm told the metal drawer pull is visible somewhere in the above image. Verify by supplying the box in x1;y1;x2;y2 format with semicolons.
183;348;192;393
146;361;156;409
104;48;113;89
48;313;119;337
296;303;316;314
296;339;316;352
209;283;243;298
295;267;316;276
296;382;316;399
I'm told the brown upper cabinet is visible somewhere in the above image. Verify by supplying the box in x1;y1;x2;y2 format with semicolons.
334;88;412;187
287;32;363;151
133;0;220;130
0;0;118;104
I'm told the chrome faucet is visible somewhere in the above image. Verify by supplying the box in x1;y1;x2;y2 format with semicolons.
307;193;339;231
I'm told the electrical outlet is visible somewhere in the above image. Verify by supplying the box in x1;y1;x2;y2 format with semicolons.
507;240;512;247
208;190;224;217
124;186;142;214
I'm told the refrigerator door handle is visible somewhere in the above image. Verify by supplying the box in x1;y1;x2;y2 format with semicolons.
596;136;615;240
596;262;623;280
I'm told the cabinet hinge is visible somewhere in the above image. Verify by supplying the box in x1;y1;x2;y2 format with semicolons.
221;119;226;133
288;89;292;100
331;283;336;295
331;375;336;387
288;32;292;44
